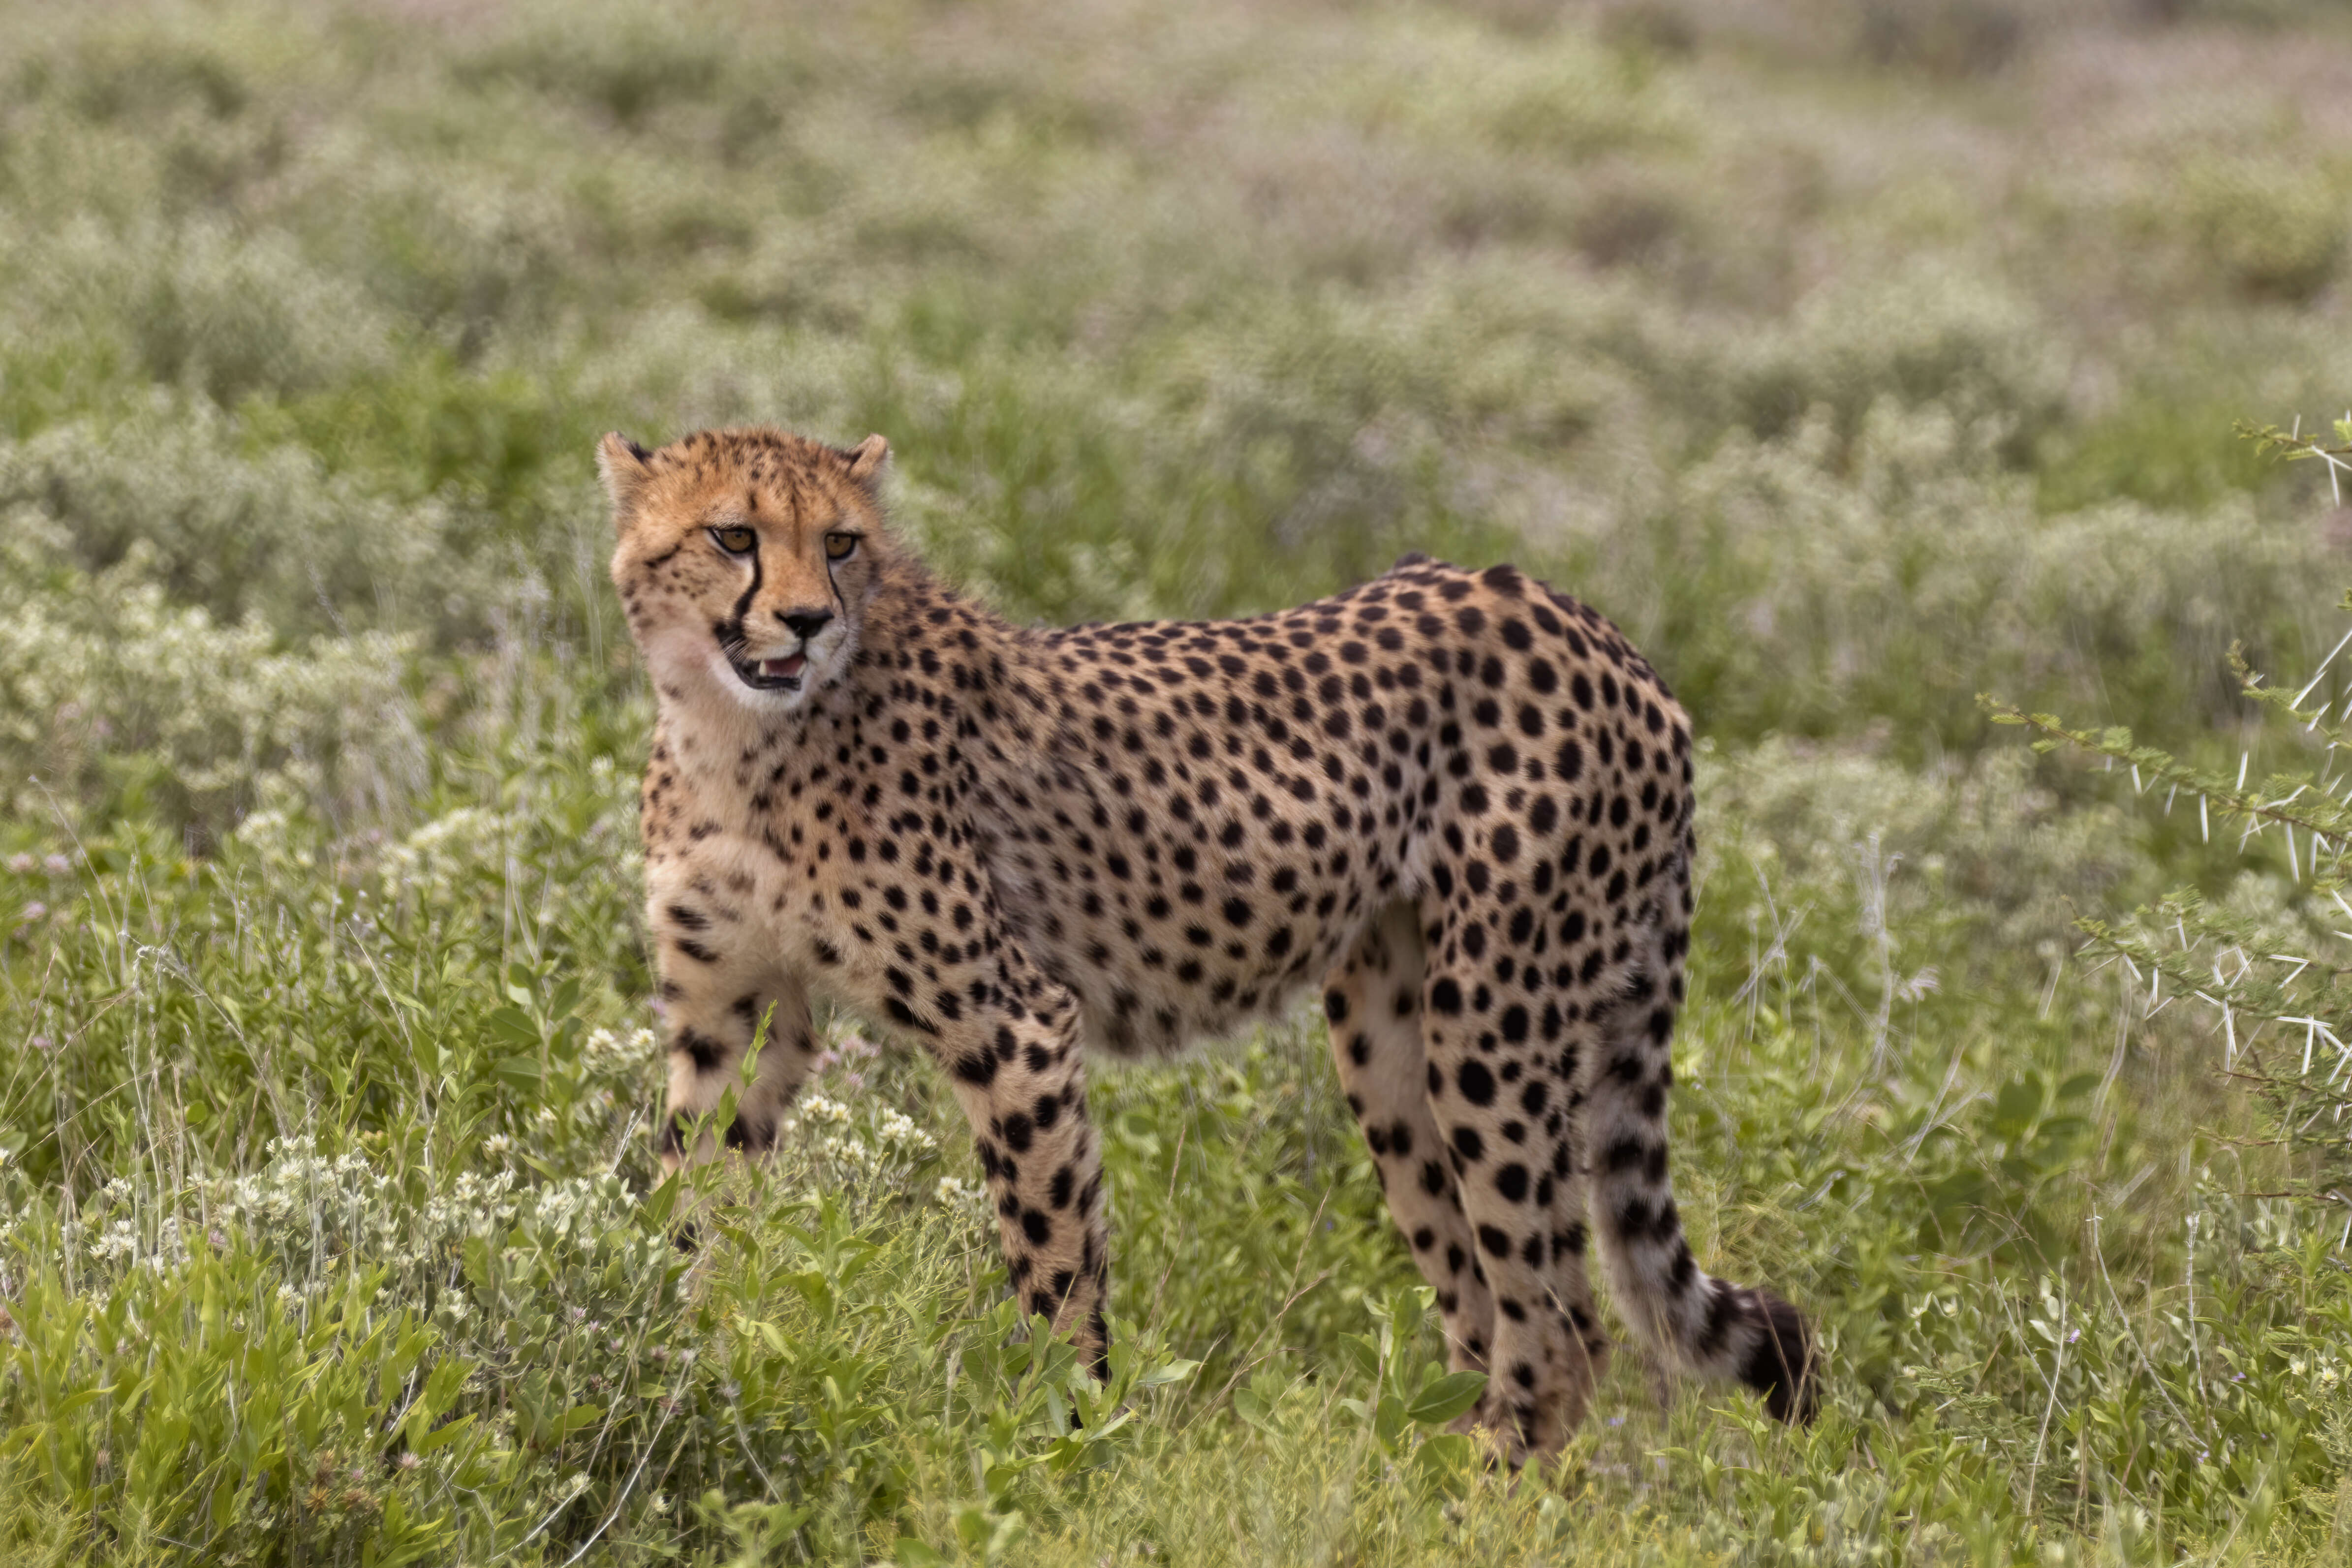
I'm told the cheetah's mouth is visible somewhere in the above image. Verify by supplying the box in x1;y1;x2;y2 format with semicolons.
729;652;807;691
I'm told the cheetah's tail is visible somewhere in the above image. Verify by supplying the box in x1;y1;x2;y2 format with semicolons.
1584;903;1818;1422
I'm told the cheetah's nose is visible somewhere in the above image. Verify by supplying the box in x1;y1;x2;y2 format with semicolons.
778;608;833;640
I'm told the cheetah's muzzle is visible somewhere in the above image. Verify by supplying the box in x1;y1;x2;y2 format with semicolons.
601;424;1820;1464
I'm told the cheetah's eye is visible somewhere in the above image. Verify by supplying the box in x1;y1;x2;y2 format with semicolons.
824;532;859;561
710;526;755;554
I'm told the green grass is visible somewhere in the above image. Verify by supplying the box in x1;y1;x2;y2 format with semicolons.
4;0;2352;1561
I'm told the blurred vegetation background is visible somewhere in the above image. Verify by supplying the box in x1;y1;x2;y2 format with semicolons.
3;0;2352;1562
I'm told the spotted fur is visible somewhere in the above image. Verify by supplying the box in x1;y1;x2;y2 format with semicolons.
602;425;1816;1457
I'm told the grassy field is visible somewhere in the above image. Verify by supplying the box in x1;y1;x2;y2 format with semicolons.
4;0;2352;1561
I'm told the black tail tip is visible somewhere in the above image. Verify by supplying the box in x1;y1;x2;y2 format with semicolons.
1740;1291;1818;1423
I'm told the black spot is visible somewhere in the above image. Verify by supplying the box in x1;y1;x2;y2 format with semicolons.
1494;1164;1529;1202
673;1029;726;1074
1456;1059;1497;1107
1603;1136;1647;1173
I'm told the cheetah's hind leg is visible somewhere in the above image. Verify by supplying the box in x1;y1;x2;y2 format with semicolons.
1412;902;1610;1465
1324;901;1498;1384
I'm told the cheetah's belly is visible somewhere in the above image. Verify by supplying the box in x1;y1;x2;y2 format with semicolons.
973;769;1422;1060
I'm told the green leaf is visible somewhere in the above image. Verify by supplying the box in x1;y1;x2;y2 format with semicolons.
410;1413;474;1455
492;1053;542;1091
1991;1076;2044;1135
489;1004;537;1044
1131;1358;1201;1390
1405;1370;1487;1427
1414;1431;1478;1498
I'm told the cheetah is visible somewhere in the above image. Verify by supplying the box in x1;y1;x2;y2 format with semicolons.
601;424;1815;1458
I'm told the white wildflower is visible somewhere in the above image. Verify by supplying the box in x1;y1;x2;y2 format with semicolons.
876;1108;936;1151
820;1133;874;1169
379;806;516;902
88;1218;141;1262
801;1094;854;1126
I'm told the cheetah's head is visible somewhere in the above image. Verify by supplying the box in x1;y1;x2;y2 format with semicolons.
600;427;893;716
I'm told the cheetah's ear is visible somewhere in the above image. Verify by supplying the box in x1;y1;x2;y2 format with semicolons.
596;432;654;518
840;433;890;488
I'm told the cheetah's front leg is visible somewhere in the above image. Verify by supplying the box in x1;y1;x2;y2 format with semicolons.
647;885;820;1168
922;950;1110;1372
